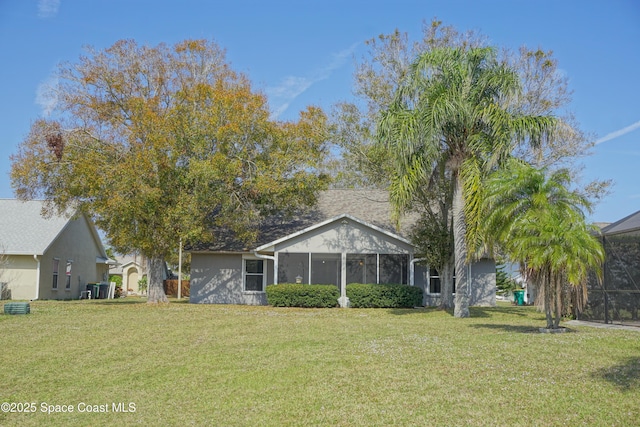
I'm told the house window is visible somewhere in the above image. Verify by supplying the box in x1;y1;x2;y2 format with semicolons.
244;258;265;292
65;261;73;290
429;268;456;294
429;268;441;294
52;258;59;289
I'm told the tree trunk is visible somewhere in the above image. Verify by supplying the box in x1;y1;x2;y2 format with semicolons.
544;279;554;329
453;174;470;318
147;256;168;304
438;257;455;310
553;279;562;329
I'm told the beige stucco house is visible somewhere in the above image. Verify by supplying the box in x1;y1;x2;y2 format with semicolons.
109;253;146;295
0;199;112;300
189;189;496;307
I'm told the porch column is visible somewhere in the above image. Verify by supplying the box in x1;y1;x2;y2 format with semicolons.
338;252;350;308
273;252;279;285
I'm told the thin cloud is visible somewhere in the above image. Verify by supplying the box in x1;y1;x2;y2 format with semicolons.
35;75;59;117
267;42;359;119
38;0;60;19
596;119;640;144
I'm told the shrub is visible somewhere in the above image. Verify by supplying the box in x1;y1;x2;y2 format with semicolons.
109;275;123;298
109;275;123;287
346;283;423;308
138;276;148;294
266;284;339;308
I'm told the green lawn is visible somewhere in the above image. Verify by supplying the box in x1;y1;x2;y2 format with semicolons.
1;299;638;426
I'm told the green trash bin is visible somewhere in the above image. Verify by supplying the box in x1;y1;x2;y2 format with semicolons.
513;289;525;306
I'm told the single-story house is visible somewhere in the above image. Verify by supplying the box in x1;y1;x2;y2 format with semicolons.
108;253;172;296
0;199;113;300
109;253;147;295
189;189;496;307
580;209;640;325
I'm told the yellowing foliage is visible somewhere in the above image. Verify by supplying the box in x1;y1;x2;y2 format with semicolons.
10;39;330;302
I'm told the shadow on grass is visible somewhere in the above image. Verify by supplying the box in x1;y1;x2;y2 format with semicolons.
387;307;447;316
90;297;190;306
593;357;640;391
387;305;534;318
469;323;552;333
472;306;533;317
90;298;147;305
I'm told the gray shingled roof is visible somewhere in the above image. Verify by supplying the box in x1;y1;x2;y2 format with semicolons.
192;189;417;252
601;210;640;235
0;199;77;255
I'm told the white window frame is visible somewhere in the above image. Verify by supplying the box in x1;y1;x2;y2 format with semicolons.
428;268;441;294
65;260;73;290
52;258;59;290
243;255;266;293
427;267;456;295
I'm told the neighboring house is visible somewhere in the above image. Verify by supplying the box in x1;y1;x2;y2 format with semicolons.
109;253;173;295
0;199;113;300
189;189;496;307
580;210;640;325
109;253;146;295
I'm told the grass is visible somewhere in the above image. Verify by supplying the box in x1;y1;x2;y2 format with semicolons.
1;299;639;426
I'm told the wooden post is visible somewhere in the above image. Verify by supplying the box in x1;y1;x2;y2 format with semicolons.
178;238;182;300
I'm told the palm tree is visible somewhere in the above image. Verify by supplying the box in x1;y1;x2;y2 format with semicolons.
377;46;556;317
482;159;604;329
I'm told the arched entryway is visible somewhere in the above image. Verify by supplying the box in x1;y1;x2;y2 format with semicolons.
124;266;139;295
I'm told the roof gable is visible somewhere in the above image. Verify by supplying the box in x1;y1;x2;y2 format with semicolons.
0;199;72;255
601;210;640;235
255;213;412;252
0;199;107;257
192;189;416;252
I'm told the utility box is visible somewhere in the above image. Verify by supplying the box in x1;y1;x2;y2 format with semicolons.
4;302;30;314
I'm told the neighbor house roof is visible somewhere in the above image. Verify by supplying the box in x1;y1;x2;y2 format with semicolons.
192;189;417;252
601;210;640;235
0;199;106;257
109;253;144;273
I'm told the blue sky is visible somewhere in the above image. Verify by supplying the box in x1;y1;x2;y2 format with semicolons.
0;0;638;223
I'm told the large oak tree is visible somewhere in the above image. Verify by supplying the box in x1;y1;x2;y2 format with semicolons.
11;39;330;303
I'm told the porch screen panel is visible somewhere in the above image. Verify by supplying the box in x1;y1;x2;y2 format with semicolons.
379;254;409;285
311;253;341;287
581;230;640;325
278;253;309;284
346;254;377;284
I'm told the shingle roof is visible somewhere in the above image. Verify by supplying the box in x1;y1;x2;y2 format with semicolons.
601;210;640;235
0;199;76;255
192;189;417;252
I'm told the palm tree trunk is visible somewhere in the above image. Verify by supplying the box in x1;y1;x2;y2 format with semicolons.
553;278;562;328
438;257;455;309
544;274;554;329
453;174;470;318
147;256;169;304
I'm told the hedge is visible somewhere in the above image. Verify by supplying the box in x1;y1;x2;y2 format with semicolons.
346;283;423;308
266;283;339;308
